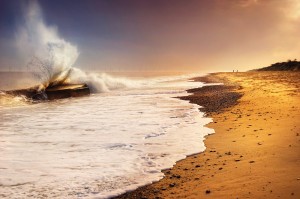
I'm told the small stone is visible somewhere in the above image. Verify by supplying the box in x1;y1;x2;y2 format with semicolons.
169;183;175;187
153;189;159;194
172;174;181;179
249;160;255;163
205;190;211;194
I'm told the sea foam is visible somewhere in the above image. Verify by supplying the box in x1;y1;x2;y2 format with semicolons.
0;76;214;198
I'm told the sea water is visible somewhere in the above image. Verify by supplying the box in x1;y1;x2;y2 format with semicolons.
0;74;214;198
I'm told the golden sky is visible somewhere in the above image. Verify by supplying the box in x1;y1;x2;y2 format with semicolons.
0;0;299;72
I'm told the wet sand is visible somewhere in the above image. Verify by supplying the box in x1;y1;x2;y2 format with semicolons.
115;71;300;198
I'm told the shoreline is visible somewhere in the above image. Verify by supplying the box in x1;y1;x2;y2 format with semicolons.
114;71;300;198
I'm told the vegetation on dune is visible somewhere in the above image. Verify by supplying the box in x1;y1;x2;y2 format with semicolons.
255;59;300;71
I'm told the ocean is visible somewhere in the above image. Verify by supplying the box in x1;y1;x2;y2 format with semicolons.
0;72;214;198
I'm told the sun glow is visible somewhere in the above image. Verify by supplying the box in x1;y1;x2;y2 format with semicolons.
287;0;300;20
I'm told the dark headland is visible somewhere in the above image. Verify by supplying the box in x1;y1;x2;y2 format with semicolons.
255;60;300;71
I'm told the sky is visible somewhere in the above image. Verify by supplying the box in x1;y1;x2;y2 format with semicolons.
0;0;299;72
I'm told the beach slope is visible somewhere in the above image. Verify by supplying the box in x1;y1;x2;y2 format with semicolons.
115;71;300;198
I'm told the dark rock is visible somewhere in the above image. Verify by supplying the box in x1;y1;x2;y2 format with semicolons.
46;84;90;100
6;84;90;101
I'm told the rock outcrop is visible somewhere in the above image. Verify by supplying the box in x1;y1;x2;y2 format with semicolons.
6;84;90;101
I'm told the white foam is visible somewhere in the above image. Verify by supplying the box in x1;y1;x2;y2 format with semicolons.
0;76;214;198
0;92;29;107
66;69;139;93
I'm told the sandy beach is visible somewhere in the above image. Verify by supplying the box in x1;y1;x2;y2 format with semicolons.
115;71;300;198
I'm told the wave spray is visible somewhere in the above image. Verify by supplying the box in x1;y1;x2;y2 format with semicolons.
16;1;133;94
16;1;78;90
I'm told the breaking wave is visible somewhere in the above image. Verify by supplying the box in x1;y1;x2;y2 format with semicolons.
16;1;134;94
16;0;78;91
66;68;138;93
